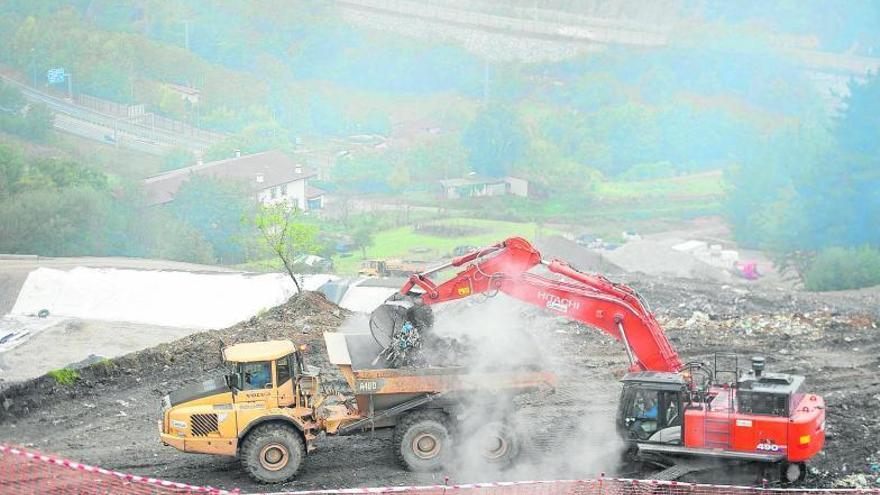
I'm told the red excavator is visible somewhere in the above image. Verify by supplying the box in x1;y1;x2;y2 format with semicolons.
369;237;825;484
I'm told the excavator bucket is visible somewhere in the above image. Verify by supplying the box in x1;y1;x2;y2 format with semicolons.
368;294;435;367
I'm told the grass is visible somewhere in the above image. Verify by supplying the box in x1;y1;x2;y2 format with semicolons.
332;217;560;274
594;170;724;201
0;128;163;181
47;368;80;386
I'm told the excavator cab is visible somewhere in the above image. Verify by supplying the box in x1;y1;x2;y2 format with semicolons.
617;372;687;444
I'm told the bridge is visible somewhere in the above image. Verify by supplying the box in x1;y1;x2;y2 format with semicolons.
338;0;880;77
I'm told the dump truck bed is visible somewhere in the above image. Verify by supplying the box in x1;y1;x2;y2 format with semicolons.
323;332;555;415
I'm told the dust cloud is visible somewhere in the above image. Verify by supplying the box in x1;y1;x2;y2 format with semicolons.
430;297;624;481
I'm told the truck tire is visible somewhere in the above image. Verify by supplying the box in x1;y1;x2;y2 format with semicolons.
240;423;305;483
394;410;451;472
473;421;520;468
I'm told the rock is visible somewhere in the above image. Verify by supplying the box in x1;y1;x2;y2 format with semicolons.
685;311;710;328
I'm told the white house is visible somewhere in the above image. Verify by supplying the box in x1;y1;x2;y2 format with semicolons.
438;176;529;200
144;150;322;210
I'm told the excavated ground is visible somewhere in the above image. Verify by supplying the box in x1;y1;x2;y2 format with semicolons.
0;279;878;492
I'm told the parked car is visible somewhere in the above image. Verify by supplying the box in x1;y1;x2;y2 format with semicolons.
575;234;597;247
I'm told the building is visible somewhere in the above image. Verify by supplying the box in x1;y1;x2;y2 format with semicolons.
438;176;529;200
164;83;200;105
144;150;322;210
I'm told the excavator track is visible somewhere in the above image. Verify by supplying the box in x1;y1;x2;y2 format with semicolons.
650;462;704;481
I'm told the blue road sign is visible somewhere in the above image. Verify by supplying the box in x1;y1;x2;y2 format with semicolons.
47;68;66;84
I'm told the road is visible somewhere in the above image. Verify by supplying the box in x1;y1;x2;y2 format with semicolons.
53;113;170;155
1;74;221;153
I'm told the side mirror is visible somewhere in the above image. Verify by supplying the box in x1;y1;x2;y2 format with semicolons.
228;373;243;392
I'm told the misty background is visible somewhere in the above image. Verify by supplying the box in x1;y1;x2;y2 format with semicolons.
0;0;878;292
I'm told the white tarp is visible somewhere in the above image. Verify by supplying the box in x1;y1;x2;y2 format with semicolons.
338;283;397;313
10;267;336;329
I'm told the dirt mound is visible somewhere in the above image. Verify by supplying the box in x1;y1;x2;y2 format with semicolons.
604;241;729;281
0;291;348;422
533;235;623;274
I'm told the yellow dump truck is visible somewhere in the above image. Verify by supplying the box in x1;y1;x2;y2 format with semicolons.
358;259;432;277
159;333;555;483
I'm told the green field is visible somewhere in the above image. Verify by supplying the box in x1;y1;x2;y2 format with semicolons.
332;217;558;274
595;170;725;200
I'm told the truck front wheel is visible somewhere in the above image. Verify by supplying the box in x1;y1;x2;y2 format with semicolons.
394;410;451;472
240;423;305;483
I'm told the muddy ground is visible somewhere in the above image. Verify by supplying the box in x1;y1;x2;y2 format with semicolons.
1;278;879;492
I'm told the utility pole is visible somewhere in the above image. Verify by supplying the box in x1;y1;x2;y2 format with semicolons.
483;63;490;102
30;48;36;87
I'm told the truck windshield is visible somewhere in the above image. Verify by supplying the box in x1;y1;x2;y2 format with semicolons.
238;361;272;390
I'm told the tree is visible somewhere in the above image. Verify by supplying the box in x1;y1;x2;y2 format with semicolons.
161;147;195;172
169;175;255;263
254;202;319;292
0;143;25;199
724;122;832;251
0;186;135;256
352;224;375;259
724;72;880;290
22;102;53;141
138;208;215;264
405;136;468;181
461;104;527;177
0;81;25;112
331;153;393;193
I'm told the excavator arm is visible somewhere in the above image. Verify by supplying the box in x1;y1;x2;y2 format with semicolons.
392;237;683;373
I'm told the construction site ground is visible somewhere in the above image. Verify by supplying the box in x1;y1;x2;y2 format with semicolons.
1;273;878;492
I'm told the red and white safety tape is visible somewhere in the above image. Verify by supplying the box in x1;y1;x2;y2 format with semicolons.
264;476;880;495
0;444;232;494
2;444;879;495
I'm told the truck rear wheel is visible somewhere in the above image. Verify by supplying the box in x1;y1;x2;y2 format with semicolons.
240;423;305;483
394;410;451;472
473;421;520;468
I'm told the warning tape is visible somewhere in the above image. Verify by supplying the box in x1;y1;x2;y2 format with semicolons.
0;444;233;494
2;444;879;495
263;477;880;495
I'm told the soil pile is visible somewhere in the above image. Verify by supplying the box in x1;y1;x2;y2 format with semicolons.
534;235;623;274
604;241;730;281
0;291;349;422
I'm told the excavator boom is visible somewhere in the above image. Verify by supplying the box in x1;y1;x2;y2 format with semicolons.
397;237;682;372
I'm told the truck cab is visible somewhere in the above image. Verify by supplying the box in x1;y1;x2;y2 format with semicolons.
359;260;387;277
159;340;329;483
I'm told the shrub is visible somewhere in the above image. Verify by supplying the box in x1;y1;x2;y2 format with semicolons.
803;246;880;291
47;368;80;386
